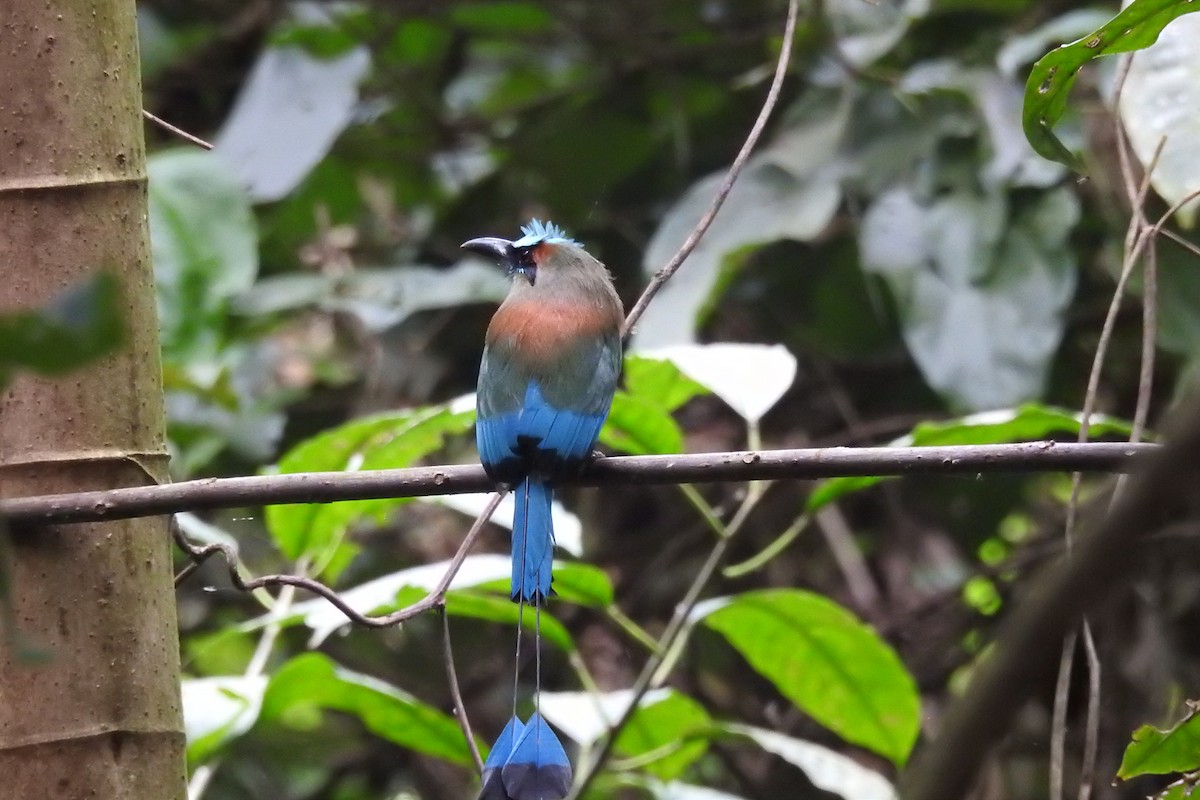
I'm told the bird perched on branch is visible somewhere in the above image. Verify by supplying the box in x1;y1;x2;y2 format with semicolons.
463;219;623;605
464;219;622;800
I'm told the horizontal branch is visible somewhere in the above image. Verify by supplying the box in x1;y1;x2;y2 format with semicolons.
1;441;1157;527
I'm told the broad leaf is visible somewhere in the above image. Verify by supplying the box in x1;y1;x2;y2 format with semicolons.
148;149;258;361
259;653;475;765
601;393;685;456
699;590;920;765
474;561;615;608
1023;0;1200;170
264;406;473;572
614;690;712;780
807;404;1135;512
1155;245;1200;360
860;186;1079;411
623;355;710;413
908;405;1135;446
215;5;370;202
1118;706;1200;779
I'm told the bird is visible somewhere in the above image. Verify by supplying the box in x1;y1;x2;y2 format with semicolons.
463;219;624;606
464;219;622;800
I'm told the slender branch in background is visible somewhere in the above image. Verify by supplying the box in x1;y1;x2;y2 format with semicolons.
171;492;506;629
442;609;484;773
1051;115;1167;800
814;504;883;614
188;557;309;800
1;442;1155;527
897;391;1200;800
142;109;215;150
1049;122;1165;800
1049;626;1078;800
568;487;758;799
1078;622;1102;800
620;0;800;338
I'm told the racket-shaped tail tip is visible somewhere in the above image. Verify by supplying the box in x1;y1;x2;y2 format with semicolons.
479;716;525;800
501;712;572;800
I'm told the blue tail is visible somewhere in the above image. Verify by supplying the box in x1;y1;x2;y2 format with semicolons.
501;712;572;800
512;477;554;605
479;716;524;800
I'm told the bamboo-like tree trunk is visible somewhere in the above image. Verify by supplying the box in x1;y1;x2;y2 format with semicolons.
0;1;187;797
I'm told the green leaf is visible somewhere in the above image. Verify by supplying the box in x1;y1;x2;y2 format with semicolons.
701;590;920;765
909;404;1135;446
441;589;576;652
474;561;615;608
270;18;364;58
623;355;709;413
450;2;553;34
805;476;887;514
1154;245;1200;358
1155;783;1200;800
1118;707;1200;779
1023;0;1200;170
806;403;1131;513
616;691;712;780
260;653;476;765
265;407;474;571
0;272;122;387
148;149;258;360
600;393;684;456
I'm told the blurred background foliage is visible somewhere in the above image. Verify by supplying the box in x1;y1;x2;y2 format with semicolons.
124;0;1200;798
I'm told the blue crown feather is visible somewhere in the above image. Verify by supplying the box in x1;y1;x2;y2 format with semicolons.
513;219;580;248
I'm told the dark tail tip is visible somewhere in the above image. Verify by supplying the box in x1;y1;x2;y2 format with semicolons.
501;712;572;799
478;716;525;800
510;586;556;607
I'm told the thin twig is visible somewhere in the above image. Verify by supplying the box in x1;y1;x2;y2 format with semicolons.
569;432;774;797
442;608;484;773
2;442;1156;527
568;513;739;799
172;492;505;629
1049;626;1077;800
814;504;882;614
1051;133;1166;800
1078;621;1102;800
620;0;800;339
189;558;307;800
142;109;215;150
